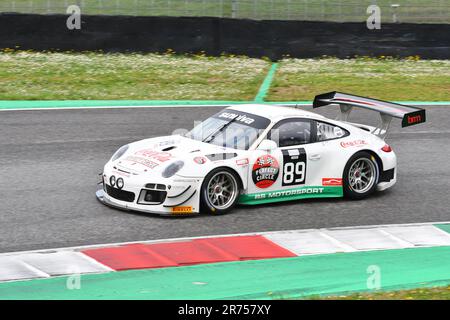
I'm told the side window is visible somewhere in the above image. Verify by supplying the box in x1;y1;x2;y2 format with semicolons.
269;119;312;148
316;121;348;142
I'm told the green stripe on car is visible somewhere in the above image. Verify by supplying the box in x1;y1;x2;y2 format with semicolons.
239;186;343;205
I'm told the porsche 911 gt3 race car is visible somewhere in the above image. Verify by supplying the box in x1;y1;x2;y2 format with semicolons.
96;92;426;215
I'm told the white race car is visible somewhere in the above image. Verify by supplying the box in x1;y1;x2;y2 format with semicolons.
96;92;426;215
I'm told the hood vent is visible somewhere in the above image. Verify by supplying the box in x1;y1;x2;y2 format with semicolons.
161;146;176;151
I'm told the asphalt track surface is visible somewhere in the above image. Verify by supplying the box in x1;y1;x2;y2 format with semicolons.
1;105;449;253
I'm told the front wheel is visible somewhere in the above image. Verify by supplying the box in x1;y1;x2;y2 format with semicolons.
343;151;379;200
200;168;241;214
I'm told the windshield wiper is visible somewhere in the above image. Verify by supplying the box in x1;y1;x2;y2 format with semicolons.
202;118;236;143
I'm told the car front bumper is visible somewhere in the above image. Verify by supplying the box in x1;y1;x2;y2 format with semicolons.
96;172;202;215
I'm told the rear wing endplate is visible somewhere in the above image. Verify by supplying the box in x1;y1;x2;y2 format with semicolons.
313;91;426;139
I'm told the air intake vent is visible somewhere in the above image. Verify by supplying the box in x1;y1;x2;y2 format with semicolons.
105;185;135;202
145;183;166;190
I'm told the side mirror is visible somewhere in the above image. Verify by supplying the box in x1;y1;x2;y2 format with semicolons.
256;139;278;152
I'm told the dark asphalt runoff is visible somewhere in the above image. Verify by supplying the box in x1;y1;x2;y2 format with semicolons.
1;105;449;253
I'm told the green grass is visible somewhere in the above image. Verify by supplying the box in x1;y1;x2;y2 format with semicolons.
318;285;450;300
0;51;449;101
269;57;450;101
1;0;448;23
0;51;269;100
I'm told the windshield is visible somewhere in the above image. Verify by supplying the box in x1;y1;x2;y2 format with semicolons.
186;109;270;150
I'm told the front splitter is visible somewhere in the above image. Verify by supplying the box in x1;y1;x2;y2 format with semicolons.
95;188;198;217
96;188;133;212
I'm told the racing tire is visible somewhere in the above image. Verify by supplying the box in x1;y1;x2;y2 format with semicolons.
200;168;241;215
343;151;380;200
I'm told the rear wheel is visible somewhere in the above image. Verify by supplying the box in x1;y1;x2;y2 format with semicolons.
343;151;379;200
200;168;240;214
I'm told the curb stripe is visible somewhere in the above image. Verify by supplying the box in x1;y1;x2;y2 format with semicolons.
0;251;111;282
0;222;449;283
2;221;450;257
2;246;450;299
82;235;295;271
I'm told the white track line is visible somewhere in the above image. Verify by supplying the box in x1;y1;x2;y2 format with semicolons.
377;229;415;247
317;231;356;252
20;261;51;279
433;226;450;239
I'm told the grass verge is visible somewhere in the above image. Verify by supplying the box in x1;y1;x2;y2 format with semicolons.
269;57;450;101
318;285;450;300
0;51;269;100
0;51;449;101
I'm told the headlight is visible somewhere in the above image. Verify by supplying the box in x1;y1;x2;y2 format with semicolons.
111;144;129;162
162;160;184;178
116;178;124;189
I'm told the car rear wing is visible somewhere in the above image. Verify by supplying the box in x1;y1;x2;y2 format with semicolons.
313;91;426;139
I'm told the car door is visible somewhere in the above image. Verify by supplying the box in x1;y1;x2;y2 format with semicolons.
245;118;321;197
271;118;324;189
244;118;351;203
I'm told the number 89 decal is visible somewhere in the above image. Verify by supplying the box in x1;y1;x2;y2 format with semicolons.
282;148;307;186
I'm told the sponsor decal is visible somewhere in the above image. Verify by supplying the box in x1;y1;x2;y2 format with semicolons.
112;170;130;178
217;112;255;125
134;149;172;162
252;155;279;188
407;114;422;125
156;140;177;147
173;179;199;183
170;185;187;190
340;140;367;148
193;156;207;164
402;110;425;127
236;158;249;166
253;187;325;200
282;148;307;186
213;110;270;129
124;155;159;169
171;206;193;214
124;149;173;169
322;178;343;186
238;186;344;204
